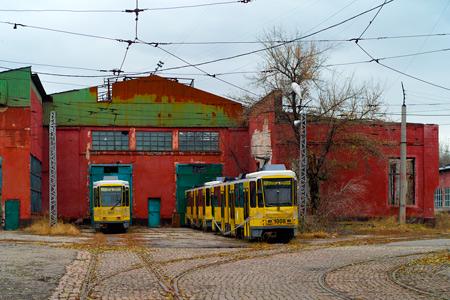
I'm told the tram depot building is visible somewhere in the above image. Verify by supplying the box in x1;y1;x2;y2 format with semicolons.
0;67;439;226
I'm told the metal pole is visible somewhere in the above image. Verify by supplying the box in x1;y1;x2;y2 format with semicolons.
300;110;308;226
399;83;407;224
49;111;57;227
292;83;308;231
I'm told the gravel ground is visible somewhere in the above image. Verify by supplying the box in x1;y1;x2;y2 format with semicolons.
0;243;76;300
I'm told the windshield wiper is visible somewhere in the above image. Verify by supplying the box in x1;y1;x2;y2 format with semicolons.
110;200;122;210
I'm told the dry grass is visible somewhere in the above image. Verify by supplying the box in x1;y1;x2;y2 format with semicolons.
338;216;449;236
435;212;450;232
414;251;450;266
297;230;332;239
24;218;80;236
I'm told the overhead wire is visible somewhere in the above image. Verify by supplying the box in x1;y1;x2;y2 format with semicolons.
352;0;450;93
0;1;250;13
150;43;260;98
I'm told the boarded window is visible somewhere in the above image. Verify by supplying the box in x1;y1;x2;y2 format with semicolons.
30;155;42;213
435;188;443;208
136;131;172;151
92;131;129;151
179;131;219;152
388;158;415;206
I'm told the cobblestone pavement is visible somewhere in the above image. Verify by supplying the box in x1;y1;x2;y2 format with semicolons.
0;243;76;300
1;228;449;299
391;251;450;299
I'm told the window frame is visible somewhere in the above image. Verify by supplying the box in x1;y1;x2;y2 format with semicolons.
92;130;129;151
388;158;416;206
445;187;450;207
178;131;219;152
435;188;443;208
136;131;172;152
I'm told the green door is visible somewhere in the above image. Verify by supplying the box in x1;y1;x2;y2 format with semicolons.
4;199;19;230
148;198;161;228
176;164;222;225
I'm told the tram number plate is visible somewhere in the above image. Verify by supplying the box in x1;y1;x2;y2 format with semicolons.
273;218;286;224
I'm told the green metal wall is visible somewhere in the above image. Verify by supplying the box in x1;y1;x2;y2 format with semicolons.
43;77;242;127
0;67;31;107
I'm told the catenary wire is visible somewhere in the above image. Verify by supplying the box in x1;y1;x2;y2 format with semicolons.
0;1;395;75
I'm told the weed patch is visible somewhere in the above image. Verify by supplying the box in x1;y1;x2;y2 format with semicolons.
24;218;80;236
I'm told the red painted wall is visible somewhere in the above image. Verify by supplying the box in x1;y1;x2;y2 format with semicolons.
247;92;439;220
42;127;250;221
30;88;43;162
0;107;32;220
439;170;450;190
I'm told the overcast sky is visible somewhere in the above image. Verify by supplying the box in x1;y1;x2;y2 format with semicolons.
1;0;450;142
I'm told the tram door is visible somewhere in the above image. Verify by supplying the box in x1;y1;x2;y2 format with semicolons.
220;188;225;232
229;185;235;234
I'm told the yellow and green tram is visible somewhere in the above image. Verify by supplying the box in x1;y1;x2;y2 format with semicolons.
185;170;298;242
92;179;131;231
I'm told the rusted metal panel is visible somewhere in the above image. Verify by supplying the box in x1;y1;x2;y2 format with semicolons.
44;76;243;127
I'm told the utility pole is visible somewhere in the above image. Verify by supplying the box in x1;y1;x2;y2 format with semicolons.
49;111;57;227
399;82;407;224
292;83;308;232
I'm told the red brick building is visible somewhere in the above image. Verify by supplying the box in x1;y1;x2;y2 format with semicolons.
0;68;439;225
0;68;47;223
247;91;438;221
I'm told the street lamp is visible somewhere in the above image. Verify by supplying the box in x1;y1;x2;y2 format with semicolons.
292;83;307;232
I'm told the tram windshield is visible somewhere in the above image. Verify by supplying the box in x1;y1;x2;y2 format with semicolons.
262;179;293;207
100;186;123;207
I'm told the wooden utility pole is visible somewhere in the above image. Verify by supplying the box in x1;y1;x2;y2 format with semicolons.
399;82;406;224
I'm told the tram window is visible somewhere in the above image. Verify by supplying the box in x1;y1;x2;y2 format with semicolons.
215;187;221;206
250;181;256;208
239;184;244;207
198;190;203;206
257;179;264;207
206;188;211;206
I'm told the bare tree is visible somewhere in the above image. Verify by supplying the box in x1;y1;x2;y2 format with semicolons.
253;29;385;215
439;142;450;167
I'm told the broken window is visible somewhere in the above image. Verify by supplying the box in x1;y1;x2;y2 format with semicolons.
179;131;219;152
92;131;129;151
388;158;415;206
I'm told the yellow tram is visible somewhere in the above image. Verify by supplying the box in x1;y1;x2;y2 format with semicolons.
92;179;131;231
185;169;298;242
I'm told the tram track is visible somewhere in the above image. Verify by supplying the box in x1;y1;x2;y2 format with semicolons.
388;259;447;300
317;251;441;300
54;230;448;299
